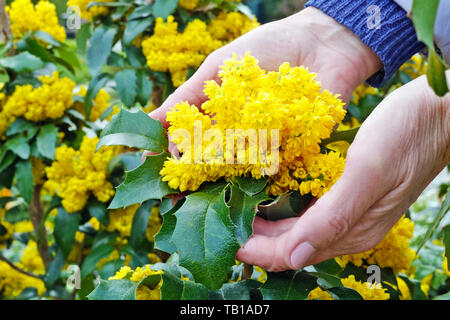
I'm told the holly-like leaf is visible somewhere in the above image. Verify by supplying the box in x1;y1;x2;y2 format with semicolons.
36;124;58;160
154;198;184;254
54;208;81;258
327;287;363;300
211;280;262;300
81;241;115;279
84;73;110;119
0;52;44;72
114;69;138;107
87;25;117;76
234;176;268;196
153;0;179;19
97;109;167;152
88;279;138;300
228;183;271;245
260;271;317;300
109;152;174;209
5;135;30;159
171;182;240;290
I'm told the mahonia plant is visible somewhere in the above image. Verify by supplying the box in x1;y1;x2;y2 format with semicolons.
0;0;449;301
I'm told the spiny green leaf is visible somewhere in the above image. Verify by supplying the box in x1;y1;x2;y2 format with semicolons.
234;176;268;196
109;152;174;209
211;280;262;300
154;198;184;254
229;183;271;245
88;279;138;300
98;109;167;152
261;271;318;300
327;287;364;300
171;182;240;290
123;17;153;46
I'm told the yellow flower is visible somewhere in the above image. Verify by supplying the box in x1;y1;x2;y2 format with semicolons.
1;72;75;127
7;0;66;41
142;13;258;87
307;287;334;300
341;275;389;300
107;204;140;238
400;54;427;79
44;136;120;213
109;266;133;280
110;265;163;300
161;53;346;197
0;261;46;298
396;277;411;300
66;0;112;21
336;216;415;274
351;83;377;105
178;0;200;10
420;273;433;297
18;241;45;275
74;86;114;122
145;206;162;242
443;257;450;277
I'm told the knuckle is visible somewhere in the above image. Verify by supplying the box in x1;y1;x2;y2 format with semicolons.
327;213;351;239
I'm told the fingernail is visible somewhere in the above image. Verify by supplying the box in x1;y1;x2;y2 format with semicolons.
290;242;315;269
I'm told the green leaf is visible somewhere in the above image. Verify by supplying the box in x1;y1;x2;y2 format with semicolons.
426;50;449;97
398;275;428;300
289;191;313;214
87;1;133;10
4;203;29;223
234;176;268;196
152;263;210;300
87;26;118;76
211;280;261;300
44;248;65;287
109;152;174;209
321;127;359;145
443;225;450;270
313;259;343;276
412;0;439;49
88;279;138;300
0;52;44;72
84;73;110;119
417;191;450;254
228;183;270;245
154;198;184;254
98;109;167;152
75;23;92;54
128;5;153;20
171;182;240;290
124;45;146;67
129;200;156;249
123;17;153;46
153;0;179;19
14;160;33;203
327;287;363;300
54;208;81;258
6;118;38;138
114;69;138;107
33;31;61;47
87;200;109;225
81;242;115;279
261;271;318;300
36;124;58;160
137;70;153;106
5;135;30;159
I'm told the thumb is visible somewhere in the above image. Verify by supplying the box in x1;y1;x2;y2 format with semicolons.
148;54;222;128
286;152;386;269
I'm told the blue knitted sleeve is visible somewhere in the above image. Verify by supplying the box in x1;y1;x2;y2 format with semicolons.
304;0;425;87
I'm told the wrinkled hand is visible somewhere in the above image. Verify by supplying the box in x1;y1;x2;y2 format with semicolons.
149;7;381;127
236;74;450;271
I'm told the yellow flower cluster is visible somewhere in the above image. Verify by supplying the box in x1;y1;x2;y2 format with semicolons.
336;216;416;274
109;265;163;300
44;136;120;213
0;261;46;298
443;257;450;277
74;86;114;122
161;53;346;197
18;241;45;275
67;0;112;21
0;72;75;136
106;205;161;242
308;275;390;300
6;0;66;41
141;13;259;87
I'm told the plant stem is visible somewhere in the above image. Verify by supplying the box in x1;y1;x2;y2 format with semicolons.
29;185;49;269
0;253;42;279
242;263;253;280
0;0;11;42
